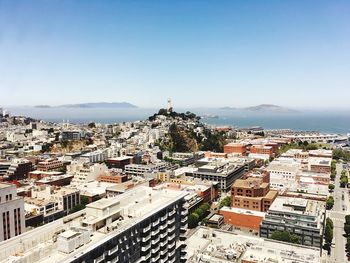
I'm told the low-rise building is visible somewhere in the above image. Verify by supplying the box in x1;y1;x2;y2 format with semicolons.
186;227;320;263
37;158;64;172
231;178;277;212
219;206;265;233
124;162;166;176
224;143;247;156
260;196;325;248
250;145;274;157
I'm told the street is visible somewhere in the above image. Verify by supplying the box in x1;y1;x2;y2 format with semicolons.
327;163;349;263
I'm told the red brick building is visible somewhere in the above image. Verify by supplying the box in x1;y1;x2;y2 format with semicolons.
250;145;274;157
219;206;265;233
224;143;247;156
231;177;277;212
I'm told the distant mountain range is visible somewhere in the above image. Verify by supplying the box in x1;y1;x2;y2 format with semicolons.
220;104;297;113
35;102;138;109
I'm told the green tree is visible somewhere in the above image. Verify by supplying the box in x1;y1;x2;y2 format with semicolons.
326;217;334;230
340;176;348;188
220;197;231;208
346;239;350;253
344;224;350;237
326;196;335;210
328;184;335;191
324;223;333;244
270;231;300;244
188;213;199;228
345;215;350;225
88;122;96;128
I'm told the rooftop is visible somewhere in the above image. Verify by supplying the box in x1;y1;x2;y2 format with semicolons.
268;196;325;217
0;186;187;263
186;227;320;263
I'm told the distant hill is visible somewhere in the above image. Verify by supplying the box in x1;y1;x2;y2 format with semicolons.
34;105;51;108
57;102;138;108
220;104;297;113
220;106;237;110
243;104;296;113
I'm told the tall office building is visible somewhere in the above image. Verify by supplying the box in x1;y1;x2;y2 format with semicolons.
0;183;25;242
0;186;188;263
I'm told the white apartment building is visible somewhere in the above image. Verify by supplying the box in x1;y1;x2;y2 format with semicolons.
31;186;80;214
68;161;108;187
267;158;300;190
80;149;108;163
0;183;25;242
0;186;188;263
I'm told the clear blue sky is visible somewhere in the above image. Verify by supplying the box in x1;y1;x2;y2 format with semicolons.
0;1;349;108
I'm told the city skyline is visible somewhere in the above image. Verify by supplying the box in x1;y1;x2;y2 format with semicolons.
0;1;349;108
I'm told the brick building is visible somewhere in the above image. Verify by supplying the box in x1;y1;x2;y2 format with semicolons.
250;145;274;157
219;206;265;233
224;143;247;156
231;177;277;212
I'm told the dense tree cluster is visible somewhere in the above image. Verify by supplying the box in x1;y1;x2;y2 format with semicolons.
345;215;350;253
270;230;300;244
188;203;211;229
277;141;322;155
219;197;231;208
333;149;350;162
331;160;337;180
323;217;334;252
340;170;349;188
148;109;200;122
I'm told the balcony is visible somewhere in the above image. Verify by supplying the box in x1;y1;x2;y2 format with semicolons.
168;241;175;250
108;256;119;263
141;243;151;252
142;234;151;242
161;214;167;222
181;217;187;224
168;218;175;226
168;249;176;258
167;226;175;233
168;233;176;241
168;209;176;217
151;253;160;262
160;223;167;230
160;232;167;239
139;252;151;262
160;240;168;247
152;218;160;227
142;225;151;233
107;245;118;255
151;245;160;254
181;210;188;217
151;228;160;236
93;254;105;263
151;236;160;245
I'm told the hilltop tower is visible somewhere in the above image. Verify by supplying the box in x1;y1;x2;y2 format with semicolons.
167;98;172;113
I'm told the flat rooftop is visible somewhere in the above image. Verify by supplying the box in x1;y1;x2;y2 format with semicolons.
0;183;13;189
269;196;325;217
0;186;187;263
186;227;320;263
220;206;266;218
